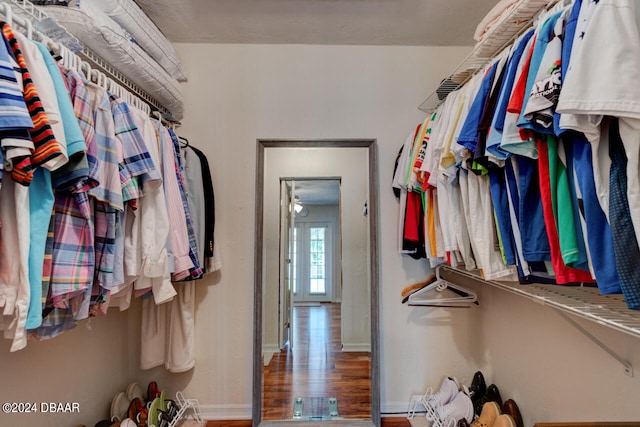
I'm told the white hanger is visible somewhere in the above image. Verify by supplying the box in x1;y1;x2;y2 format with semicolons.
79;59;91;80
407;265;478;307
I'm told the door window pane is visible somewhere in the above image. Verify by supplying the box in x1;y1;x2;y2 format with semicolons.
309;227;325;294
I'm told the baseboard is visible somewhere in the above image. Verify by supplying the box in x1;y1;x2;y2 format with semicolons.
263;344;280;366
199;404;253;420
381;400;413;417
199;402;410;421
342;343;371;352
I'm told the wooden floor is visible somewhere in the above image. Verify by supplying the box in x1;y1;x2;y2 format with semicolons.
205;418;410;426
262;303;371;421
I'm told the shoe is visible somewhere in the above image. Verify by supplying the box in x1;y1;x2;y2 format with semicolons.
493;414;516;427
148;397;161;427
469;371;487;416
469;371;486;398
457;419;470;427
147;381;161;402
110;391;130;422
479;384;503;410
434;391;474;425
425;376;460;410
502;399;523;427
125;383;145;402
127;398;148;427
470;401;501;427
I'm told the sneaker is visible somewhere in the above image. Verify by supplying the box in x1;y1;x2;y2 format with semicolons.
434;391;474;426
425;376;461;410
470;401;501;427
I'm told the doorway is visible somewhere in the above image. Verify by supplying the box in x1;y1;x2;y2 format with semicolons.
280;179;341;351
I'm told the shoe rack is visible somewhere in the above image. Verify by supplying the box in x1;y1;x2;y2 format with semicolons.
167;391;203;427
438;266;639;377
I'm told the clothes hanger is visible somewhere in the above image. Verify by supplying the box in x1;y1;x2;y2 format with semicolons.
407;265;479;307
401;273;436;303
178;136;190;148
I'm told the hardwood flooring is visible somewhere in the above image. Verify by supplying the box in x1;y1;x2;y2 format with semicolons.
262;303;371;421
205;418;411;426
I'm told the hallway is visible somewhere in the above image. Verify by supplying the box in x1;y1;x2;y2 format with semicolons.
262;303;371;420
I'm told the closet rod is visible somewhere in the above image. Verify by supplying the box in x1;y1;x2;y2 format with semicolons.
0;0;170;117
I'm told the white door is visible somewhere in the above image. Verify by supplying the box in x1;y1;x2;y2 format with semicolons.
293;221;333;303
278;181;295;350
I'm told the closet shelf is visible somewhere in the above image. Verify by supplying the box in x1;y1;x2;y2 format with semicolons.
438;266;640;341
2;0;170;116
418;0;559;113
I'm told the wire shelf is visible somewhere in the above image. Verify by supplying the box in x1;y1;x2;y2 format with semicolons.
1;0;169;116
418;0;559;113
439;266;640;340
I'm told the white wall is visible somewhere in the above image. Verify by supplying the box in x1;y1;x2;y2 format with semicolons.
170;42;478;419
0;308;136;426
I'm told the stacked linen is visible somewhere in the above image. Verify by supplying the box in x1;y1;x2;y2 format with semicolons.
472;0;551;58
394;0;640;310
82;0;188;82
42;1;184;119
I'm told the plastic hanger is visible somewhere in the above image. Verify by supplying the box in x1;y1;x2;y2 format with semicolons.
178;136;190;148
407;265;478;307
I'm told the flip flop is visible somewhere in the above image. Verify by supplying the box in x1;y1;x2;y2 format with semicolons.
147;397;161;427
147;381;160;401
127;397;147;427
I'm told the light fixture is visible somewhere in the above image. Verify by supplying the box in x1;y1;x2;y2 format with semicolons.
294;203;303;213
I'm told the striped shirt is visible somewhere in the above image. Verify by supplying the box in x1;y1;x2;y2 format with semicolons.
109;94;161;203
0;31;31;129
1;22;63;185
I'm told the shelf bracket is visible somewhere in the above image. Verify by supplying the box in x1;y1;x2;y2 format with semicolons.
554;309;634;377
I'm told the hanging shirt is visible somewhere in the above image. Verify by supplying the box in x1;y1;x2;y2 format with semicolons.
154;121;194;278
121;107;175;307
1;22;63;184
486;29;535;160
502;33;537;158
186;145;218;272
13;32;68;169
457;62;497;156
169;129;203;281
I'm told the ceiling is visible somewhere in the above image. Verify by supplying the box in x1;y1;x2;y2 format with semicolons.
292;180;341;206
132;0;500;203
135;0;500;46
